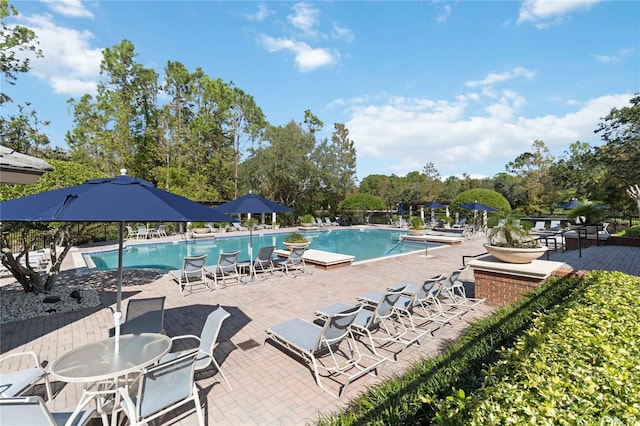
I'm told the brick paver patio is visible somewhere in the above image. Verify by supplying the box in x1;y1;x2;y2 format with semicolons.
2;228;639;425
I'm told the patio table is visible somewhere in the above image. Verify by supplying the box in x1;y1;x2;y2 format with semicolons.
50;333;171;425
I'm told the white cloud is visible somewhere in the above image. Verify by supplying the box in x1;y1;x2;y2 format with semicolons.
437;4;452;22
591;48;635;64
20;14;102;96
288;2;320;38
42;0;94;18
343;91;631;178
259;34;336;71
465;67;536;88
332;22;354;42
518;0;601;28
245;3;273;21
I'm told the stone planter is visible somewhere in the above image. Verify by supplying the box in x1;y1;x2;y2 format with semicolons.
483;243;548;264
284;241;310;250
301;223;314;227
408;229;425;236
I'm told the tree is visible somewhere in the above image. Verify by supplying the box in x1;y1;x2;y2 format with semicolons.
594;94;640;211
506;140;555;213
0;160;107;293
337;193;385;225
627;184;640;220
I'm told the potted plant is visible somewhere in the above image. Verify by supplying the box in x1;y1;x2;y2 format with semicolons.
300;214;315;227
408;216;425;236
567;203;606;227
443;216;454;228
283;232;310;250
484;211;548;263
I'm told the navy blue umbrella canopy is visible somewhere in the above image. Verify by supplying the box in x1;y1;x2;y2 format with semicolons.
556;199;583;210
215;193;291;215
397;203;404;216
0;173;237;352
0;174;237;223
424;201;446;209
458;202;497;212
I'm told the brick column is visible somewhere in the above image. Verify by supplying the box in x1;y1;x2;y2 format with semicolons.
474;269;545;306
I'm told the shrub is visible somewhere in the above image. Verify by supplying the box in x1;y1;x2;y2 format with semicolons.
449;189;511;213
409;216;424;229
284;232;308;243
301;214;315;224
624;226;640;238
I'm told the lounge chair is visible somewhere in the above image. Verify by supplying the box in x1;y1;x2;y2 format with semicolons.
0;351;52;401
532;221;546;232
253;246;276;275
0;396;95;426
151;224;167;238
393;275;452;336
136;225;150;239
265;304;385;399
169;255;212;295
352;285;425;361
439;266;486;312
118;353;204;426
408;279;462;335
206;251;241;287
120;296;166;335
549;220;562;231
324;217;338;227
125;225;138;239
452;218;467;229
274;246;308;276
315;217;325;227
231;222;248;231
160;305;232;390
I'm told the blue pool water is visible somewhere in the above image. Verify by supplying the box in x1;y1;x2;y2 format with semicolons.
84;228;439;271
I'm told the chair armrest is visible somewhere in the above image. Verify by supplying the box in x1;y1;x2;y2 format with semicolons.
0;351;42;368
168;334;201;352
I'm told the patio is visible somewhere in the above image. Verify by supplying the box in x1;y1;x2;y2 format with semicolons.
2;230;639;425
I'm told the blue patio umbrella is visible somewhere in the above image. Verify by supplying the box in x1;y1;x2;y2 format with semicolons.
556;199;583;209
397;203;404;217
423;201;446;209
458;202;496;212
0;171;237;352
215;193;291;282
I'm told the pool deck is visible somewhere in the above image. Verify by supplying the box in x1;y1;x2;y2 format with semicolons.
2;226;640;425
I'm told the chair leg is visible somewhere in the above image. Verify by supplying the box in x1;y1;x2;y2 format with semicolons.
192;383;205;426
209;357;232;390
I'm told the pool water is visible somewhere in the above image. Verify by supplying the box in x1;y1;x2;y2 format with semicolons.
84;228;439;271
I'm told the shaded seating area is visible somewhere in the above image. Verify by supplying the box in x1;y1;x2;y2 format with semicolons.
169;255;212;295
265;304;386;399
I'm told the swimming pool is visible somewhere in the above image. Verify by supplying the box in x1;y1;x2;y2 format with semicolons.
84;228;440;271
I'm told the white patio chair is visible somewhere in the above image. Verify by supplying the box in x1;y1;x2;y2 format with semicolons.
117;353;204;426
136;225;149;239
265;304;385;399
0;351;52;401
125;225;138;239
231;222;248;231
253;246;276;275
160;305;232;390
206;250;241;287
0;396;95;426
439;266;486;312
169;255;212;295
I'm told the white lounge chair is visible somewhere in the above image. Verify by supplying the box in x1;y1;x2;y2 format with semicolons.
532;221;546;232
207;251;241;287
169;255;212;295
160;305;232;390
274;246;308;276
231;222;248;231
265;304;385;399
253;246;276;275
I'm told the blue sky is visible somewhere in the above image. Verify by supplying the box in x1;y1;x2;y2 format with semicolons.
5;0;639;181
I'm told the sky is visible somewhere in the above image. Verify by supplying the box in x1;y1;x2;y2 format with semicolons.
4;0;639;182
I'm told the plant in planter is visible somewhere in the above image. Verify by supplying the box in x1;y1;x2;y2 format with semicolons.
300;214;315;227
245;218;258;230
567;203;606;225
485;211;547;263
283;232;310;250
409;216;425;235
443;216;454;228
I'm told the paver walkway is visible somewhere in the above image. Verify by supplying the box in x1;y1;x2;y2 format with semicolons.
2;230;639;425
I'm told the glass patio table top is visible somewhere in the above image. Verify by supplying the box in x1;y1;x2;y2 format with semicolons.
50;333;171;383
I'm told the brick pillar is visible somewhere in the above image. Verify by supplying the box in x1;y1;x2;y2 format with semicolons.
474;269;546;306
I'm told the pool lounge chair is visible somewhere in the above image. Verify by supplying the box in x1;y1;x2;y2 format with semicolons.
393;275;452;336
207;251;241;287
231;222;248;231
169;255;212;295
253;246;276;275
438;266;485;313
265;304;385;399
532;221;546;232
274;246;308;276
324;217;338;227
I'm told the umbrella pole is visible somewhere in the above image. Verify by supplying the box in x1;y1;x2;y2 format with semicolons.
114;221;124;353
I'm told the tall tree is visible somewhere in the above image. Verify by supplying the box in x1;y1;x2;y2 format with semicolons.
506;140;555;213
594;94;640;211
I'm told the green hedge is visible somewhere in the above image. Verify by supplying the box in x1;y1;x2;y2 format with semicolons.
440;271;640;424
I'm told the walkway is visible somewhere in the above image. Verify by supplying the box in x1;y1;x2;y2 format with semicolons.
1;232;639;425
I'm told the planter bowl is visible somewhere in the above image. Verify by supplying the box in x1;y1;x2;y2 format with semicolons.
284;241;310;250
483;243;548;264
301;223;314;227
408;229;425;236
